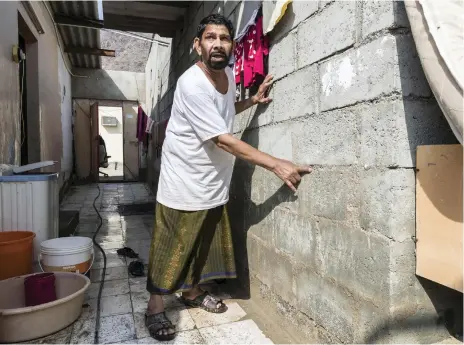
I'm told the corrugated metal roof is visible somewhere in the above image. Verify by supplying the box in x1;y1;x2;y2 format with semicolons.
49;1;101;69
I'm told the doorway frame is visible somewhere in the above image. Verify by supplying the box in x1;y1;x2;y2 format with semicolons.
17;11;40;165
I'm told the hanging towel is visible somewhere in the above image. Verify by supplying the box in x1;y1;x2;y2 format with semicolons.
262;0;292;35
243;15;269;88
235;1;262;43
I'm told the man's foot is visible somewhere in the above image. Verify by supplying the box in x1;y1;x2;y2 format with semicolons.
145;312;176;341
180;290;228;313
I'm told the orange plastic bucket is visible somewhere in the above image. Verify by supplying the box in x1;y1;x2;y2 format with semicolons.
0;231;36;280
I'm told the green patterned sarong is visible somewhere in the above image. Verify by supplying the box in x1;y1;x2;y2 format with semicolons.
146;202;237;294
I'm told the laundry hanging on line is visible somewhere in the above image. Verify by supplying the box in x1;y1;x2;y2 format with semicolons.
136;105;148;146
234;12;269;88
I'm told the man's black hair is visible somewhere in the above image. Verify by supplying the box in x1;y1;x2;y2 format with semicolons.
196;14;235;40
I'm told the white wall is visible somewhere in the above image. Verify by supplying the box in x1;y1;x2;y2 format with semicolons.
58;45;72;178
98;106;123;163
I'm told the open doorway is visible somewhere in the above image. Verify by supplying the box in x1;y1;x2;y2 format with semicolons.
18;12;40;166
98;105;124;181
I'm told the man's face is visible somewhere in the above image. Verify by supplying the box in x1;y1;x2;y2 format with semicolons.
195;24;233;70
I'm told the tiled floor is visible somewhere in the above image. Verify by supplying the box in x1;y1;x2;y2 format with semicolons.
40;183;273;344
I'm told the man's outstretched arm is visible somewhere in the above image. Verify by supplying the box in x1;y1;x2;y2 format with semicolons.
213;133;311;192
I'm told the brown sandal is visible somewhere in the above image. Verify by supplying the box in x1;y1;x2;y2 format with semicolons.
180;291;228;313
145;312;176;341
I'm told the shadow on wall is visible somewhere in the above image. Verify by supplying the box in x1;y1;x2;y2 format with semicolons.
226;100;299;300
364;278;463;343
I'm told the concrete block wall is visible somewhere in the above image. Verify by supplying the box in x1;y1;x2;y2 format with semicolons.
145;1;461;343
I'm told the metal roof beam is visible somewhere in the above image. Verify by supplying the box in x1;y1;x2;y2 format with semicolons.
64;46;116;57
54;14;104;29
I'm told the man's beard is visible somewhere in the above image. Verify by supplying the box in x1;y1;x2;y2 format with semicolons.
205;52;230;70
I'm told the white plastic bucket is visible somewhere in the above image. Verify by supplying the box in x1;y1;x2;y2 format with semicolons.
39;237;94;274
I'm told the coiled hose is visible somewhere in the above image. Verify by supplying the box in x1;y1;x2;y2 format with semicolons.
92;184;106;344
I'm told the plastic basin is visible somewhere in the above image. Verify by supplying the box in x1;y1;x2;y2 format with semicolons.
0;231;35;280
0;272;90;343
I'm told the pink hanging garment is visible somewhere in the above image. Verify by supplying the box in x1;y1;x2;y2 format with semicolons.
243;15;269;88
234;41;244;84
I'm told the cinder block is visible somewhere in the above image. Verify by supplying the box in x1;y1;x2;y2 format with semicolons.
361;99;458;168
298;166;360;221
273;65;318;123
273;208;315;264
360;168;415;242
257;122;293;160
268;31;297;81
244;200;275;247
297;1;356;68
270;0;319;41
291;107;359;165
233;91;274;133
253;239;296;304
314;218;390;302
353;298;389;343
249;165;298;212
294;267;356;343
319;0;334;9
320;35;431;111
362;0;410;38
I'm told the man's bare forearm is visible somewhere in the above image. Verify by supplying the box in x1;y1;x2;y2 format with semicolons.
234;96;257;115
213;133;276;171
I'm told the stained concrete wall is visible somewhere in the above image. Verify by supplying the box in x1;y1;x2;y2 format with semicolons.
0;2;73;189
0;2;21;166
72;69;146;103
145;1;461;343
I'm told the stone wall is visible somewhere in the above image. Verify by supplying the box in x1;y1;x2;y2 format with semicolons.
145;1;461;343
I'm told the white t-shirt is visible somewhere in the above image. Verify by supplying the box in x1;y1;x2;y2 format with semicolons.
156;64;236;211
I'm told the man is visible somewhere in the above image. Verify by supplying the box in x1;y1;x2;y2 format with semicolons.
145;14;311;341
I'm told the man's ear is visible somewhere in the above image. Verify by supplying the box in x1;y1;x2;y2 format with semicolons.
194;37;201;57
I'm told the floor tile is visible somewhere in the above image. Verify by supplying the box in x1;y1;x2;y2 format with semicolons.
99;313;136;344
100;241;125;250
131;291;184;313
91;266;128;282
129;276;147;293
92;253;126;269
70;316;96;344
87;279;130;299
97;234;125;243
199;319;273;344
125;230;152;241
101;294;132;317
188;302;246;328
137;330;205;344
28;324;73;344
134;308;195;339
